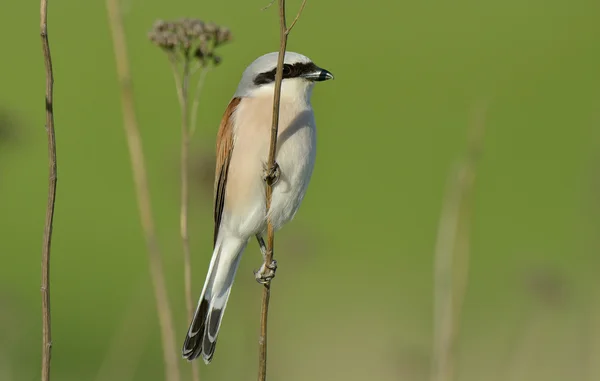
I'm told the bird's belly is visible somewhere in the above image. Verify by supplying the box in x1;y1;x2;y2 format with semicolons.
268;123;316;231
222;122;315;237
221;95;317;239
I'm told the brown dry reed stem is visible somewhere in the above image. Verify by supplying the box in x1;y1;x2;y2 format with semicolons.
189;68;210;137
258;1;308;380
105;3;180;381
178;58;199;381
180;56;192;324
431;103;487;381
149;20;231;381
148;20;231;326
39;1;56;380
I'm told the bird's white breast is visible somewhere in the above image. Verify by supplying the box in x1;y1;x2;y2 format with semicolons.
222;89;316;237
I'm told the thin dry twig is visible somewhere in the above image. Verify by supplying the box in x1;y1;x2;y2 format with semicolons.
177;59;201;381
105;3;180;381
179;57;193;322
168;57;185;106
285;0;308;36
39;1;56;380
149;20;231;381
431;102;487;381
189;68;210;137
258;1;308;380
261;0;276;11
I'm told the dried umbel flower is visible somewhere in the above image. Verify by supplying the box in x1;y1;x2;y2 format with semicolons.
148;18;232;67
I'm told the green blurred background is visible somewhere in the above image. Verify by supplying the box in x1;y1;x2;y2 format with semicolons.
1;0;600;380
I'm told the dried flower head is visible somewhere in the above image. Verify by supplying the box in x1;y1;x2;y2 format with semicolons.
148;18;232;66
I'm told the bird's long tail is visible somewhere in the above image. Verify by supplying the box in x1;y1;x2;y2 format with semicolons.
182;234;247;364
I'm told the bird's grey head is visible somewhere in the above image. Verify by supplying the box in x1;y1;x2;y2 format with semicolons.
233;51;333;98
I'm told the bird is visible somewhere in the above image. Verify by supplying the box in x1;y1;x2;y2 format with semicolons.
181;51;333;364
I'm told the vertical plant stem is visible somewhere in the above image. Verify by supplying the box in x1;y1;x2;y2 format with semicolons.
257;3;286;380
180;58;192;323
105;2;180;381
39;1;56;380
431;103;486;381
177;58;201;381
431;162;462;381
258;1;307;380
189;68;209;138
168;51;210;381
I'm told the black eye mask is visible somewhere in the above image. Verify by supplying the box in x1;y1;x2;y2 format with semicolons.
253;62;319;86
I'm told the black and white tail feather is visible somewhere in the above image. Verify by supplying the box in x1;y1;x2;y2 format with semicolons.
182;236;246;363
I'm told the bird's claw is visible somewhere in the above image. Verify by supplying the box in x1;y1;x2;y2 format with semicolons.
262;162;280;186
254;260;278;284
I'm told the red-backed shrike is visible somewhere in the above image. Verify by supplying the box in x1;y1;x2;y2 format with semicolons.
182;52;333;363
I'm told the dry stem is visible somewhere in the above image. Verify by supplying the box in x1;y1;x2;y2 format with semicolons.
179;58;193;325
175;58;202;381
431;103;487;381
189;69;209;137
39;1;56;380
168;53;210;381
105;2;180;381
153;21;227;381
258;1;308;380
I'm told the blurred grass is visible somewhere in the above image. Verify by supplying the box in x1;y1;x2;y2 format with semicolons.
0;0;599;380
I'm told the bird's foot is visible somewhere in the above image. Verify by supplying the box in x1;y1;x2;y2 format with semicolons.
254;260;278;285
262;161;280;186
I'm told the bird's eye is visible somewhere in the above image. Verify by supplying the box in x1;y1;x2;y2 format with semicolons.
282;64;292;76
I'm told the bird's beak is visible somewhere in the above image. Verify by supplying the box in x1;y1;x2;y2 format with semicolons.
302;68;334;82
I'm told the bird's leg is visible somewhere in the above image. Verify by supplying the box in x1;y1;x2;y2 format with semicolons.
254;261;277;284
262;161;281;186
254;234;278;284
256;234;268;258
